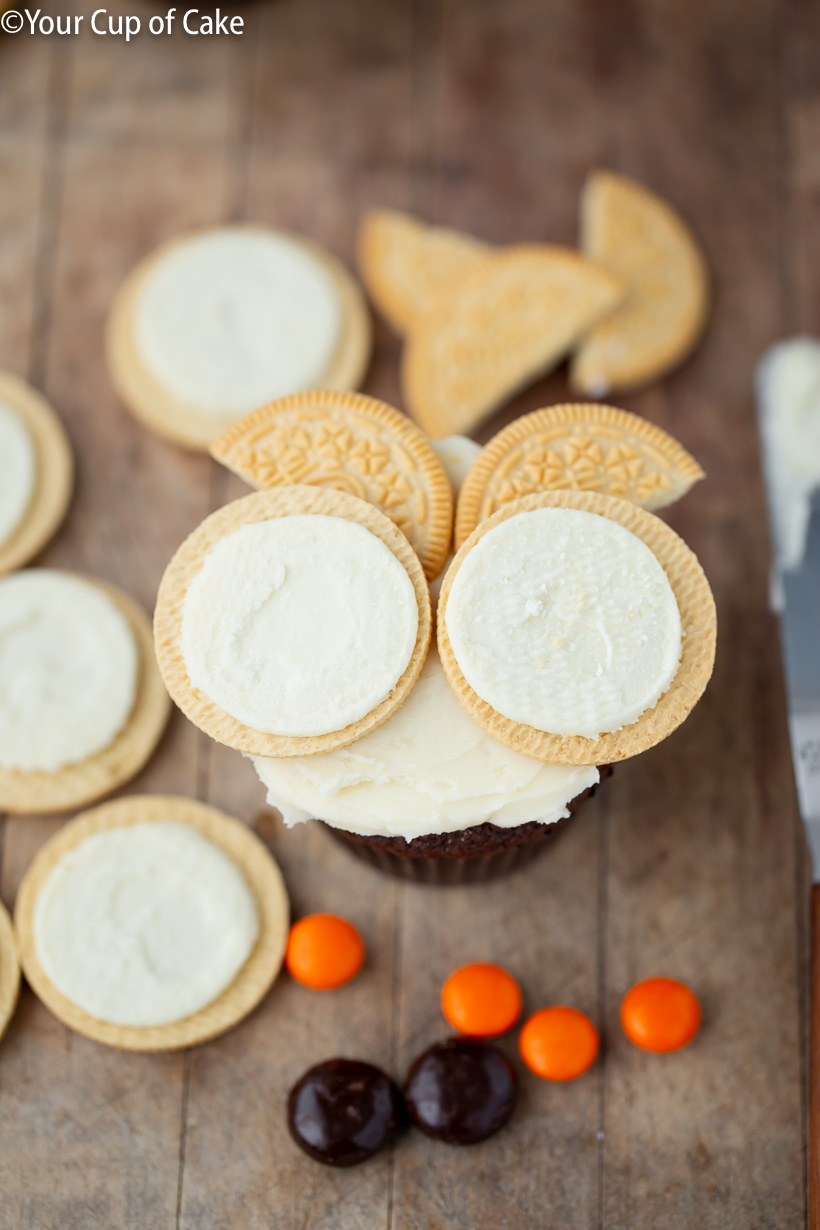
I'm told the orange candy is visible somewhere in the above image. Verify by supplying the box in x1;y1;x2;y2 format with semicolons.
519;1006;600;1081
285;913;365;990
620;977;701;1053
441;963;523;1037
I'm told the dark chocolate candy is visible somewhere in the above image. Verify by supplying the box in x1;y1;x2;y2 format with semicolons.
287;1058;406;1166
403;1038;518;1145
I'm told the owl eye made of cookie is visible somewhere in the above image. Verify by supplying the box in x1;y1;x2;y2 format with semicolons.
438;489;716;765
455;402;704;548
154;486;432;757
209;389;453;581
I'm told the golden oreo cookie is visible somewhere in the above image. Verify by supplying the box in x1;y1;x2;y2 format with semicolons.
571;172;709;395
438;490;716;765
0;371;73;576
107;225;372;452
154;486;432;758
15;795;289;1051
210;390;453;580
0;576;170;815
402;246;624;439
357;208;491;335
455;403;704;548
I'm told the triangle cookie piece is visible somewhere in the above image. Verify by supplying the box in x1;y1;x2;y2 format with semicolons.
571;172;709;395
358;209;492;335
402;246;624;439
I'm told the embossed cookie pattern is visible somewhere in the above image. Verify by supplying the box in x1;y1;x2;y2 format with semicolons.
210;390;453;580
455;403;704;547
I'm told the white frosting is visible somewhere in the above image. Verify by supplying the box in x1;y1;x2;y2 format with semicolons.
134;229;342;417
181;515;419;737
445;507;681;739
253;648;599;842
33;821;259;1027
431;435;482;496
0;399;36;546
0;571;138;773
756;338;820;604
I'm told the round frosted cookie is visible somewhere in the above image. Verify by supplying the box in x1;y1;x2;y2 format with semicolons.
455;403;704;547
155;486;432;757
0;899;21;1045
209;390;453;580
0;371;73;576
438;490;716;764
106;226;372;452
15;795;289;1051
0;572;170;814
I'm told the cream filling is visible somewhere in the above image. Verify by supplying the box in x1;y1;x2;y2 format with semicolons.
33;821;259;1027
134;229;342;417
0;571;138;773
0;399;36;546
181;515;419;737
253;649;599;841
756;338;820;607
445;507;681;739
431;435;482;497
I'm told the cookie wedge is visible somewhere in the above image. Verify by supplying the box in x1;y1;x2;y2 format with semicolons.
455;402;704;547
358;209;492;335
571;172;709;395
402;246;624;439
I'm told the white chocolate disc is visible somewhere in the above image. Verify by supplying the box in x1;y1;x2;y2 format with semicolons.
0;571;138;773
134;229;342;416
33;821;259;1027
253;648;599;842
444;507;682;738
0;399;36;546
181;515;419;737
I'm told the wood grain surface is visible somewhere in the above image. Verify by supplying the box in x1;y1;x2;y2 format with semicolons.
0;1;810;1226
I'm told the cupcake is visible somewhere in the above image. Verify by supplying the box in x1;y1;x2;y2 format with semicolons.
156;400;716;887
252;647;605;885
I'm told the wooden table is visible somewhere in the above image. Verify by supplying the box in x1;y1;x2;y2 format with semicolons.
0;1;813;1225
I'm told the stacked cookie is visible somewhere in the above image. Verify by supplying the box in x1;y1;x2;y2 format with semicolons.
154;391;716;884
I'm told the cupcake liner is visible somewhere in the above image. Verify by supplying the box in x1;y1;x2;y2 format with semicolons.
318;772;610;885
321;812;575;884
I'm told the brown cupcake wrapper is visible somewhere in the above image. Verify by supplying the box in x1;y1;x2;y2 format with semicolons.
321;811;575;884
318;770;610;885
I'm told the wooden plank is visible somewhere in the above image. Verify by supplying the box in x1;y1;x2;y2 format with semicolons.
583;1;806;1226
0;37;53;379
0;8;240;1227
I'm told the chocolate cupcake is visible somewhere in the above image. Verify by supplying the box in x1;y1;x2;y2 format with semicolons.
252;648;605;885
